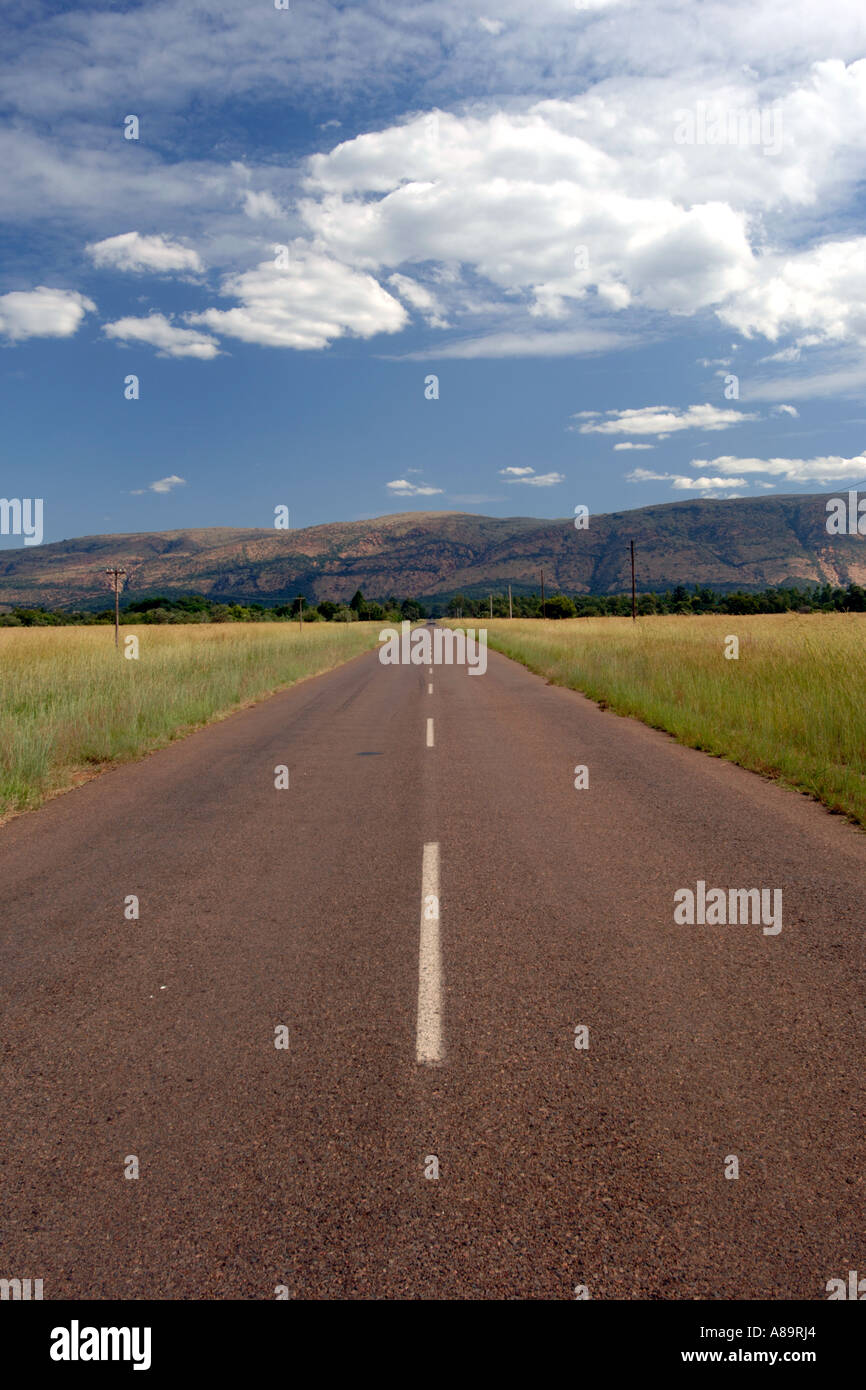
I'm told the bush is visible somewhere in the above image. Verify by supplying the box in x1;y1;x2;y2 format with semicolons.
543;594;577;619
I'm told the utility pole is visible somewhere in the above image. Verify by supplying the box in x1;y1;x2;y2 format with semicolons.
508;584;513;619
630;540;637;623
540;568;546;620
105;568;127;648
489;593;493;620
298;595;304;633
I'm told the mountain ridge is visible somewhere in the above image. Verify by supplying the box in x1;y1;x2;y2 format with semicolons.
1;493;864;609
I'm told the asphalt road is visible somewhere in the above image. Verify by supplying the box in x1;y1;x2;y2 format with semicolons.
2;634;865;1299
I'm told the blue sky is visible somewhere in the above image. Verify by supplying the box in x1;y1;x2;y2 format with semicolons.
2;0;866;547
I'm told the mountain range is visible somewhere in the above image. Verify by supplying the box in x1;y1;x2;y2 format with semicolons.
1;492;864;611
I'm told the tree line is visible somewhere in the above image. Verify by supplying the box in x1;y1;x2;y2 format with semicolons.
2;581;866;626
443;582;866;617
0;590;427;626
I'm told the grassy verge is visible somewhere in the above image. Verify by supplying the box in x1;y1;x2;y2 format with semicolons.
0;622;382;819
472;614;866;827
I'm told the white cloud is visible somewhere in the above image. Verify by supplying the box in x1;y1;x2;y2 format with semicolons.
131;475;186;495
301;105;757;329
103;313;220;359
579;403;755;435
0;286;95;341
189;247;407;350
499;466;536;475
386;478;444;495
505;470;565;486
292;59;866;358
675;475;748;490
613;441;654;450
770;403;799;417
3;5;866;369
699;453;866;483
759;346;801;363
626;467;748;490
4;0;865;132
717;237;866;348
743;362;866;401
242;190;283;220
86;231;202;274
386;272;448;327
398;328;632;359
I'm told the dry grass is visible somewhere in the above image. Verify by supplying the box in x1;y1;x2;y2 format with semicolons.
0;622;381;819
478;614;866;826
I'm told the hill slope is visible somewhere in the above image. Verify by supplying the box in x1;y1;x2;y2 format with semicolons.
0;494;863;609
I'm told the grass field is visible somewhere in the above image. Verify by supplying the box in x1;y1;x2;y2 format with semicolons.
477;614;866;827
0;622;382;820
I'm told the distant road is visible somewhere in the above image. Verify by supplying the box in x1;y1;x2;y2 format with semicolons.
2;638;865;1298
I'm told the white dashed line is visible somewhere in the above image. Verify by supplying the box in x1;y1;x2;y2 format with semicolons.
416;842;442;1065
428;683;433;695
426;717;434;747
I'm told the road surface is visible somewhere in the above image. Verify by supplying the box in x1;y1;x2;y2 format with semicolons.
1;638;865;1299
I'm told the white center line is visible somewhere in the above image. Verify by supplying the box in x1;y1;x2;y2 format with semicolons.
428;683;433;695
417;842;442;1065
428;667;433;676
426;717;434;747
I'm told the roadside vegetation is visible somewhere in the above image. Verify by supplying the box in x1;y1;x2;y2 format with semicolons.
442;581;866;618
0;589;426;626
477;613;866;827
0;622;382;819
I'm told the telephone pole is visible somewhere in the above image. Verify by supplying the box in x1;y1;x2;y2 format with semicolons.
104;568;127;648
489;594;493;620
298;595;304;633
630;540;637;623
540;568;546;620
508;584;513;619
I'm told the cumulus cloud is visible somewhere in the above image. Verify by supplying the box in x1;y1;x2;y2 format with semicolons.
131;475;186;495
86;231;203;274
291;58;866;363
626;467;748;490
504;470;565;486
386;478;443;495
578;403;755;435
300;107;756;335
4;4;866;373
188;247;407;350
716;237;866;348
699;453;866;483
613;441;654;450
770;403;799;417
499;466;535;475
0;286;95;341
103;313;219;359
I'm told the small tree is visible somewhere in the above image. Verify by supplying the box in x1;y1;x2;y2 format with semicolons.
544;594;577;619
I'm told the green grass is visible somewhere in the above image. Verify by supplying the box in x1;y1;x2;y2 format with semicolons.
474;613;866;827
0;622;382;818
